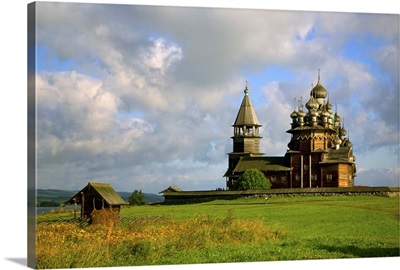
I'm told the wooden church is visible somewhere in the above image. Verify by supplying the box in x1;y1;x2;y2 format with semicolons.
224;72;356;190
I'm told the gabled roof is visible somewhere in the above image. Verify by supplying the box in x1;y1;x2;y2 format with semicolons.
159;185;183;193
233;156;292;173
65;182;128;206
233;87;261;127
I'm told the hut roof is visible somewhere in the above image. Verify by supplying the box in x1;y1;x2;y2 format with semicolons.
65;182;128;206
159;185;183;194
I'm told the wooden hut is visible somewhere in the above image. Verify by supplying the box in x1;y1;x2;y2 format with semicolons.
64;182;128;219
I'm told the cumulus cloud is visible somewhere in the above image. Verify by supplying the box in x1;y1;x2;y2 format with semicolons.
34;3;399;192
36;71;154;187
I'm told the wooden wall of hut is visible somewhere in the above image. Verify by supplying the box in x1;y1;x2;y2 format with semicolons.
79;189;121;218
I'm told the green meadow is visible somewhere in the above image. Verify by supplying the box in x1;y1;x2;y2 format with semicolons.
36;195;399;268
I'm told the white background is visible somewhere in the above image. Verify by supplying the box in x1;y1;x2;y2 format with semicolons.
1;1;399;270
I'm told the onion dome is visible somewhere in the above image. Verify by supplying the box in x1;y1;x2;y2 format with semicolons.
310;70;328;99
340;127;347;138
306;95;319;111
309;108;318;117
310;80;328;99
326;97;333;111
334;112;342;123
343;138;353;147
297;107;306;118
344;130;353;147
334;136;342;146
321;107;330;118
244;85;249;95
327;111;334;125
290;109;298;119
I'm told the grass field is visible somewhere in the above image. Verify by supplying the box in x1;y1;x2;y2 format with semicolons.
36;195;399;268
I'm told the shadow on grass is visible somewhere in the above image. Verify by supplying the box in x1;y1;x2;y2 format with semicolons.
316;244;400;258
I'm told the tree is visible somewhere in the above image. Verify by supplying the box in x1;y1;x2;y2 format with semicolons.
128;189;146;206
237;168;272;190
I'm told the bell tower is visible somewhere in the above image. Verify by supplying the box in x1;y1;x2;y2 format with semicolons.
224;84;263;189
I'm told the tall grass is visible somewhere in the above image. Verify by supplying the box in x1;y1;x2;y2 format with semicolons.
36;195;399;268
36;210;283;268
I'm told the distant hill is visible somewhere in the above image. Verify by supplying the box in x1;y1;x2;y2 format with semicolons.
36;189;164;207
118;191;164;204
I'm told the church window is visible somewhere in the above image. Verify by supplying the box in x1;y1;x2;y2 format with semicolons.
326;174;332;182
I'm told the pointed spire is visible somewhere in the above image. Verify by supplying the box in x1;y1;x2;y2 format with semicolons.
233;84;260;127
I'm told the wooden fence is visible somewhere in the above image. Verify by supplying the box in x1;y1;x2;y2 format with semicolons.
162;186;400;204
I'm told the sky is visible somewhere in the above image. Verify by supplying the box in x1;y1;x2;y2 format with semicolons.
32;1;399;194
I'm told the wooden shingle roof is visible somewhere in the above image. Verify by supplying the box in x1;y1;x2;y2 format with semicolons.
233;87;261;127
65;182;128;206
320;147;353;164
159;185;183;193
233;156;292;173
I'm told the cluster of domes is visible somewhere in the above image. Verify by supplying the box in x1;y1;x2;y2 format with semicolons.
290;72;353;150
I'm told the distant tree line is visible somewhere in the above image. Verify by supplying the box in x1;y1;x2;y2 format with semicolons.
37;200;61;207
